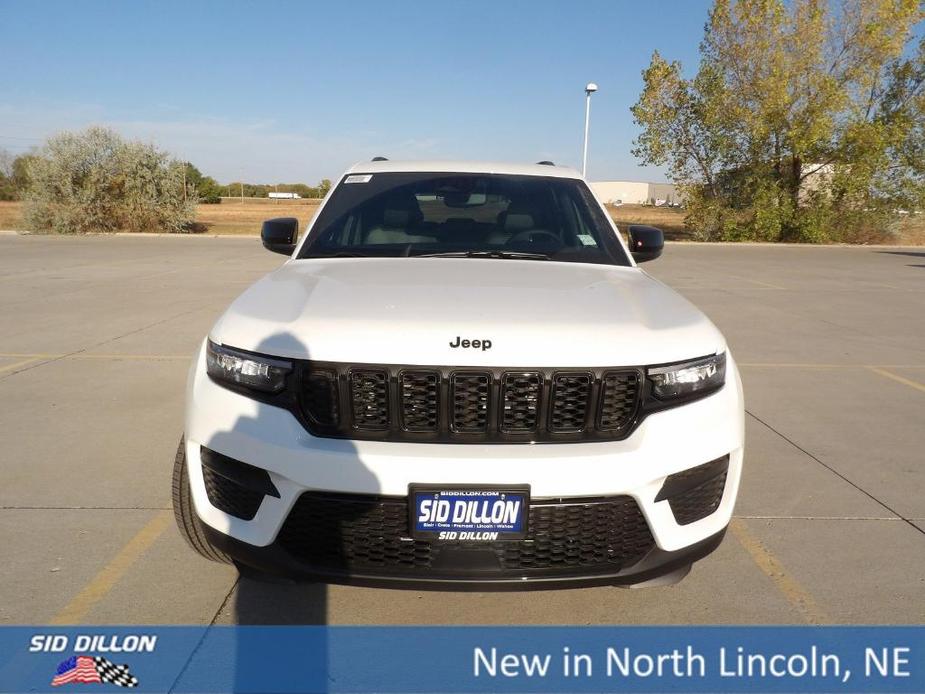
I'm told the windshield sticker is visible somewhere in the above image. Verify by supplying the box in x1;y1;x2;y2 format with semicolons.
578;234;597;246
344;174;373;184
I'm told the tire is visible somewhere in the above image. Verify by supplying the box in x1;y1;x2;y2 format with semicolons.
171;437;231;563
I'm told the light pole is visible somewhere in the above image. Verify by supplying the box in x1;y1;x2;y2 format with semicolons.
582;82;598;179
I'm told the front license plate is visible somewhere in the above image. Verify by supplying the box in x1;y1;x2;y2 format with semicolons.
409;485;530;541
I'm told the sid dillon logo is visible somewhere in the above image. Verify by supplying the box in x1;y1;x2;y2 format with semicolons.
51;655;139;688
31;634;153;688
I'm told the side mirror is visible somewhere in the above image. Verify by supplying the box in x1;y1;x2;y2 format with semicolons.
628;225;664;262
261;217;299;255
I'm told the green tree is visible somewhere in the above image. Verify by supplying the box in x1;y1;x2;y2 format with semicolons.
184;162;223;203
632;0;924;242
0;148;14;200
12;153;39;194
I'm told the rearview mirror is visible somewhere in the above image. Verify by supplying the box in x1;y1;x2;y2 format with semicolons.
627;225;664;263
261;217;299;256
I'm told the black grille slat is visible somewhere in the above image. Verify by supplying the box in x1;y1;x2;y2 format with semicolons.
451;373;490;432
277;492;654;577
550;374;592;432
301;369;339;426
598;371;640;432
350;369;389;429
400;372;439;431
296;363;644;442
501;372;542;432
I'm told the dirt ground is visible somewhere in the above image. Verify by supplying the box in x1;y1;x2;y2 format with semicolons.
2;198;923;243
0;201;21;231
194;198;323;234
606;204;692;240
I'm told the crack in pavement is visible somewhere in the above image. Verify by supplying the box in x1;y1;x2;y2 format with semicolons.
745;409;925;538
167;578;241;693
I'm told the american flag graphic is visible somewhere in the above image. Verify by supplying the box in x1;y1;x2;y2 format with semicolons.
51;655;139;688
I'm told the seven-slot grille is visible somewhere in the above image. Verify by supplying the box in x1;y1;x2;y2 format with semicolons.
298;363;642;443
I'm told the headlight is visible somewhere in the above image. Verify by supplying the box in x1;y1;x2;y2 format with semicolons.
647;353;726;400
206;340;292;393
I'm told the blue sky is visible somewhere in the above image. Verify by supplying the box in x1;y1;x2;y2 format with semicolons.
0;0;711;184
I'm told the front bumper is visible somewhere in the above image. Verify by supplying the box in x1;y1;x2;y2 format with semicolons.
205;520;727;590
185;340;745;586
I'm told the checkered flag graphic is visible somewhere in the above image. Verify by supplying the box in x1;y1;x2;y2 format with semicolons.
93;657;139;688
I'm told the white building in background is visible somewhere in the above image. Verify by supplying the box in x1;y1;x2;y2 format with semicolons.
591;181;681;206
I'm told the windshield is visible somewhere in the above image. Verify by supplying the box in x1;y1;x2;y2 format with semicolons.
297;172;631;265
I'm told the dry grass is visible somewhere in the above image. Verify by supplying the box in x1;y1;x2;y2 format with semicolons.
194;197;323;234
894;215;925;245
0;198;323;235
0;201;23;230
606;204;692;240
1;198;922;243
606;203;925;244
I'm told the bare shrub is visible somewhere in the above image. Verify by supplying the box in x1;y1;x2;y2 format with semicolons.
23;127;195;234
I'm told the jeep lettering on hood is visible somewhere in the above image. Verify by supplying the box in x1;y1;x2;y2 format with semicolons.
449;336;492;350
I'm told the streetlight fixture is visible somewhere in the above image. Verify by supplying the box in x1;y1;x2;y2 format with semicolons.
582;82;598;178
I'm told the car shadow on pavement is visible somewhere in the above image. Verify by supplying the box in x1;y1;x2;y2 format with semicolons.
875;250;925;258
233;579;328;625
198;331;380;689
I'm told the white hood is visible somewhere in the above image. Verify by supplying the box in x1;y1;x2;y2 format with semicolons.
210;258;725;367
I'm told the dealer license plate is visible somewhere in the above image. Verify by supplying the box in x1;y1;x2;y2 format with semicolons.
409;486;529;541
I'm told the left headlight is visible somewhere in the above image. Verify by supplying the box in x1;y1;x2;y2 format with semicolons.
206;340;292;394
647;352;726;401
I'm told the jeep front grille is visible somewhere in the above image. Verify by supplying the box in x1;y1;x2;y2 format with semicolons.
296;362;643;443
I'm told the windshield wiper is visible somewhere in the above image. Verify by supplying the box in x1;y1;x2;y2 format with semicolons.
416;250;551;261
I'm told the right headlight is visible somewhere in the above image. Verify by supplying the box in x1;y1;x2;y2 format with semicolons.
647;353;726;401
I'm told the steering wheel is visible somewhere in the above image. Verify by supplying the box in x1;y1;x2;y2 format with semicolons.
507;230;562;246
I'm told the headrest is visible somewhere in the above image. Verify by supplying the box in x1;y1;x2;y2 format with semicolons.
504;213;535;231
382;208;410;228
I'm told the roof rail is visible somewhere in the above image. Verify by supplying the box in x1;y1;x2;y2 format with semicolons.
536;160;555;166
371;156;389;162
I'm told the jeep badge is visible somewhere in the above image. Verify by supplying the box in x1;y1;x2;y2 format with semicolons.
449;336;492;351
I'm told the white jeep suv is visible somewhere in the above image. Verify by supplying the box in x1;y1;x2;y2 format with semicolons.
173;159;744;589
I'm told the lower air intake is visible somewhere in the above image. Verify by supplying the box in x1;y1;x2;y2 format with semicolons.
276;492;655;577
201;465;264;521
656;455;730;525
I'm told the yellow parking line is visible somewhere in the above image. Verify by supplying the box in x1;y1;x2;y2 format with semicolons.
868;367;925;394
729;518;828;625
0;356;43;374
51;511;172;625
742;278;787;290
0;352;188;361
739;363;925;369
63;353;189;361
738;363;846;368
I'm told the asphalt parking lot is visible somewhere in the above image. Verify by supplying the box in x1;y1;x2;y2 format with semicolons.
1;233;923;626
